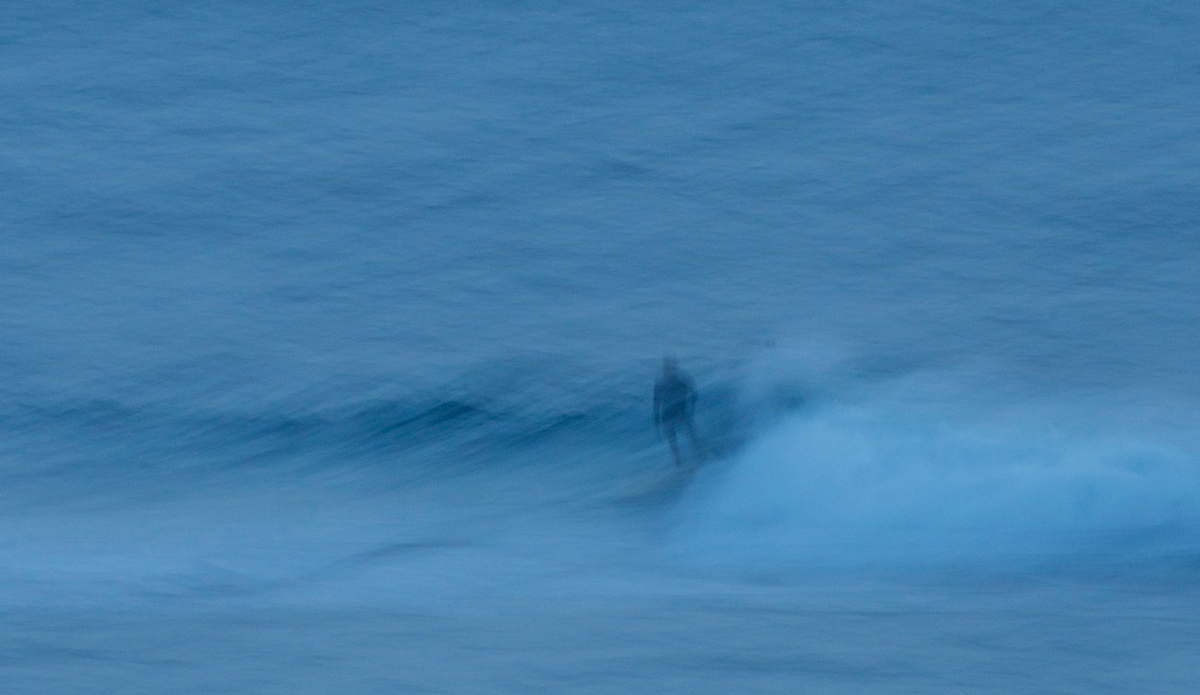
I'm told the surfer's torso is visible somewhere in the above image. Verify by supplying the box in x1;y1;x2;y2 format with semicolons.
655;373;695;420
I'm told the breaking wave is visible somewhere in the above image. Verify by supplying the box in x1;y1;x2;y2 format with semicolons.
676;372;1200;570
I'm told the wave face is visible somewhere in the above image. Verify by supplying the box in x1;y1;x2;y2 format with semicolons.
0;357;746;497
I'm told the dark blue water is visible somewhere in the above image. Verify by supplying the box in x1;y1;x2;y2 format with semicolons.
3;1;1200;692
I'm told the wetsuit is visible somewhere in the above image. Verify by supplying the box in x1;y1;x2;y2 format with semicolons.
654;370;698;465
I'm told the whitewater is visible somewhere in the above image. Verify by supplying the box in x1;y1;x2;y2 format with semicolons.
3;1;1199;692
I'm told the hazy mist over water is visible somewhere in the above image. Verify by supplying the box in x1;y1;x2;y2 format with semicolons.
3;1;1200;692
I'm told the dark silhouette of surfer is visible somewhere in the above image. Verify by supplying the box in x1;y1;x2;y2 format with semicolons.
653;357;702;466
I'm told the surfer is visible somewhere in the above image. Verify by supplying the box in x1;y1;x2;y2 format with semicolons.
653;357;702;466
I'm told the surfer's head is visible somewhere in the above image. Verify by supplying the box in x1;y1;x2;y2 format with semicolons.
662;355;678;374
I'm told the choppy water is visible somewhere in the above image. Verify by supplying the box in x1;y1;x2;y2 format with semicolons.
3;1;1200;692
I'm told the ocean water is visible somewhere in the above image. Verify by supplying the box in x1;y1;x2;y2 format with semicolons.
3;1;1200;692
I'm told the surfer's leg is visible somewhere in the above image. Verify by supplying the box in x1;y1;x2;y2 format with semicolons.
684;417;705;461
664;419;682;466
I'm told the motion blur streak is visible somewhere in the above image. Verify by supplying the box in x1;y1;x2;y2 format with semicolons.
2;1;1199;692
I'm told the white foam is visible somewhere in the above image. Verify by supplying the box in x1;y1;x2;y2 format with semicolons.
677;382;1200;569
